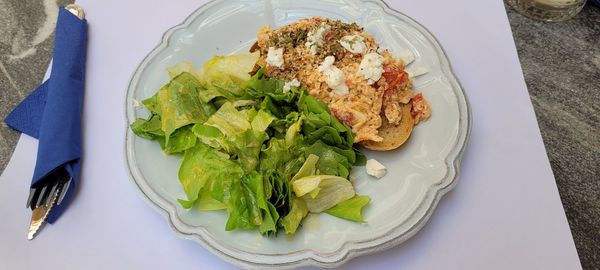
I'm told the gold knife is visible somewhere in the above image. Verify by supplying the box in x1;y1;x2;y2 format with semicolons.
28;183;61;240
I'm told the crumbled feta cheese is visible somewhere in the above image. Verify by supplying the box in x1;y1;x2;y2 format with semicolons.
283;78;300;93
305;23;330;55
318;56;348;95
339;34;367;54
407;66;428;78
266;47;284;68
366;159;387;179
357;52;385;85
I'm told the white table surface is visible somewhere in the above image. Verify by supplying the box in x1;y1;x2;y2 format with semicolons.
0;0;582;269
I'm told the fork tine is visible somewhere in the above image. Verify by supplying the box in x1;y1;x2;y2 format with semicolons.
35;185;48;208
57;178;72;206
44;182;59;207
26;188;36;208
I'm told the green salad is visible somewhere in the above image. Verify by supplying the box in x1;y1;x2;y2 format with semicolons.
130;52;369;236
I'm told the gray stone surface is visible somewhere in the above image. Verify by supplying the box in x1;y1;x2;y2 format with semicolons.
0;1;597;269
507;4;599;270
0;0;74;169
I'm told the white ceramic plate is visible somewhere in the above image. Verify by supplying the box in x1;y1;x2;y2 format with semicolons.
125;0;471;268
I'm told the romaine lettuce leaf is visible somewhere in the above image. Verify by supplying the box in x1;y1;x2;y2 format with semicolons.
325;195;370;223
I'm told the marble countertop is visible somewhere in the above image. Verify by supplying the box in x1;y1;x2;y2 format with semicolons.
506;4;599;269
0;1;597;269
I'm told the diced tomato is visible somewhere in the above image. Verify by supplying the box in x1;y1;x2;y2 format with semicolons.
382;64;409;93
411;93;425;119
381;64;409;106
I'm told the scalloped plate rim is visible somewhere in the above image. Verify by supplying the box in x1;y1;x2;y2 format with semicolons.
123;0;472;268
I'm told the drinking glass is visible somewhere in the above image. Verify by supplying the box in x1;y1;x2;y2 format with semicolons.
506;0;587;21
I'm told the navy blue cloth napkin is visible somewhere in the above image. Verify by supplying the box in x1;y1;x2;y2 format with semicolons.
5;8;87;224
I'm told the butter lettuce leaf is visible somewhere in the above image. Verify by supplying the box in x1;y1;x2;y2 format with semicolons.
251;109;276;132
292;175;356;213
191;123;229;151
259;138;291;173
199;53;259;101
130;114;163;140
226;173;263;230
280;196;308;235
142;94;161;115
229;129;268;172
298;94;354;148
157;125;197;155
325;195;370;223
132;54;370;236
177;143;243;209
157;72;216;141
196;189;227;211
204;102;251;137
291;154;319;182
285;115;304;146
303;140;353;178
226;172;279;235
202;52;259;83
167;61;203;80
245;68;296;102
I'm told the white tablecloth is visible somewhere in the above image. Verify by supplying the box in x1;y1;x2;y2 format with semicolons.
0;0;582;269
